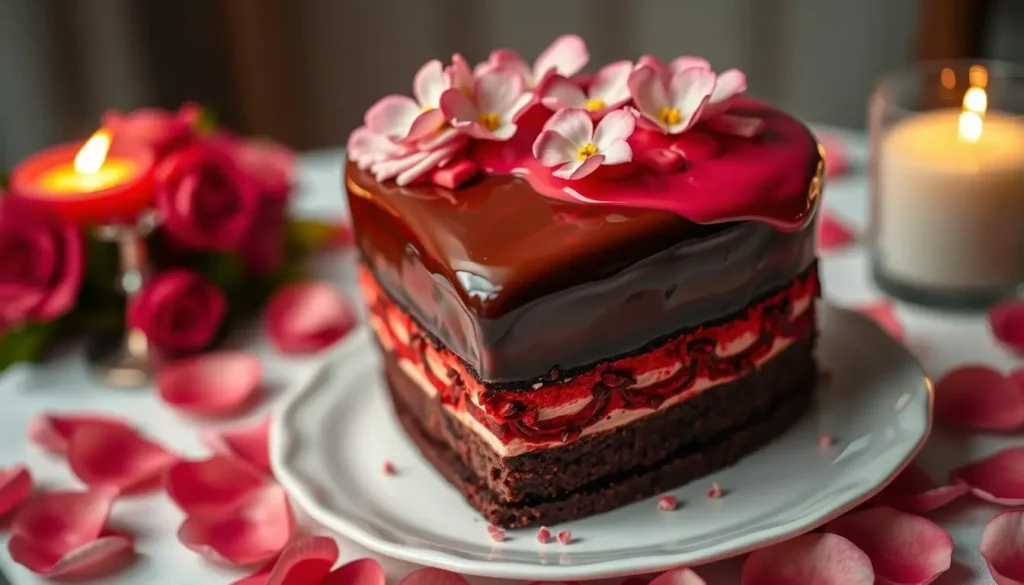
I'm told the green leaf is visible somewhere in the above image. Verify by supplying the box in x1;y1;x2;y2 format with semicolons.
194;106;218;136
285;219;345;254
0;321;56;372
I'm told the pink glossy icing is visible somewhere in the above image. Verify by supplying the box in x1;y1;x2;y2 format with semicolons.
472;98;821;232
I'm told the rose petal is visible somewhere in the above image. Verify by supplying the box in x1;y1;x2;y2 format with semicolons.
202;415;272;475
8;533;133;578
398;567;471;585
158;351;262;416
817;212;857;252
8;487;130;577
857;301;904;340
29;413;132;455
68;422;179;492
177;484;295;566
981;509;1024;585
0;465;32;518
234;536;344;585
934;365;1024;431
165;456;267;514
871;463;969;513
951;447;1024;506
649;567;708;585
741;533;874;585
266;282;357;354
989;299;1024;354
826;506;952;585
322;558;387;585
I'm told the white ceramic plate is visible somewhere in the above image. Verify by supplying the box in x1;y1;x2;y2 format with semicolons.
272;303;932;580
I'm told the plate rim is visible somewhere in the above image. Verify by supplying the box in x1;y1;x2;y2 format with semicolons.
271;303;934;580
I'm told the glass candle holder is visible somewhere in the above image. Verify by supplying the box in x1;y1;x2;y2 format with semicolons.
869;60;1024;309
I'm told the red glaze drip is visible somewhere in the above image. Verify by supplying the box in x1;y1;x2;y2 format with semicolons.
362;265;819;447
471;99;822;232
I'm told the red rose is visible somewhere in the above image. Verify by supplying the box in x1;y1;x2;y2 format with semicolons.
103;103;201;156
231;137;296;201
239;196;288;276
0;198;84;331
128;269;226;353
155;140;259;251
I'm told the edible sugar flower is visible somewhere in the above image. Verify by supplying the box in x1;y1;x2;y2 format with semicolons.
365;56;468;144
477;34;589;88
628;64;716;134
533;108;635;180
440;70;533;141
540;60;633;116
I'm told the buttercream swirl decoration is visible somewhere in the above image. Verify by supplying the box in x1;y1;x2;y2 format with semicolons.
348;35;822;231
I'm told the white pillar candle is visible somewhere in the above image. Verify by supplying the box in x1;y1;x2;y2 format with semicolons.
875;107;1024;290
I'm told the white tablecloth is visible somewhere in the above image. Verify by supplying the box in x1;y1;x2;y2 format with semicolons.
0;133;1012;585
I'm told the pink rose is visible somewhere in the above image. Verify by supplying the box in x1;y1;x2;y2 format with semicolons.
155;140;259;251
103;103;201;156
0;198;84;330
128;269;226;353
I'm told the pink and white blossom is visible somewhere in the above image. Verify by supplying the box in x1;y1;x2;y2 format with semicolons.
364;56;469;144
628;64;716;134
440;71;533;141
476;34;589;87
637;54;711;84
532;108;635;180
540;60;633;116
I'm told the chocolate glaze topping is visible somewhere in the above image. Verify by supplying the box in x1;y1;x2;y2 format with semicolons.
345;100;822;384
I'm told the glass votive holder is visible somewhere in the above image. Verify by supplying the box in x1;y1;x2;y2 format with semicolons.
868;60;1024;309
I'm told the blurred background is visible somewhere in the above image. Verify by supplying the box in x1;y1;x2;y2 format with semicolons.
1;0;1019;169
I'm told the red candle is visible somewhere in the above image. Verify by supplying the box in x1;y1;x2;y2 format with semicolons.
10;129;155;224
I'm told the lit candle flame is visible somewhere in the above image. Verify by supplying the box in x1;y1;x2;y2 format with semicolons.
958;86;988;143
73;129;112;174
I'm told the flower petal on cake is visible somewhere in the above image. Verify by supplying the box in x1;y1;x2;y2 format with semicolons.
165;456;268;514
7;487;132;578
857;301;904;340
266;281;356;354
202;415;272;475
322;558;387;585
709;68;747;106
649;567;708;585
67;422;179;492
951;447;1024;506
29;412;132;455
826;506;952;585
540;76;588;110
397;567;471;585
533;34;589;81
0;464;32;518
365;95;421;141
934;365;1024;431
981;509;1024;585
177;484;294;566
871;463;969;513
989;299;1024;354
817;212;857;252
158;351;262;416
740;533;874;585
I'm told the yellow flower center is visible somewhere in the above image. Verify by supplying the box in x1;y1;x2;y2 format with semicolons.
584;98;606;112
478;112;501;132
659;107;682;126
422;104;435;113
576;142;598;161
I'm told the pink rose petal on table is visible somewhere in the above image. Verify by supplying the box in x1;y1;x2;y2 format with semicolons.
158;351;262;416
857;301;904;340
202;415;272;475
826;506;952;585
398;567;471;585
29;413;132;455
871;463;968;513
817;212;856;252
266;282;357;354
165;456;267;514
323;558;387;585
178;483;295;566
981;509;1024;585
951;447;1024;506
741;532;874;585
233;536;349;585
0;465;32;518
68;422;179;493
649;567;708;585
989;299;1024;354
7;487;134;578
934;365;1024;431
